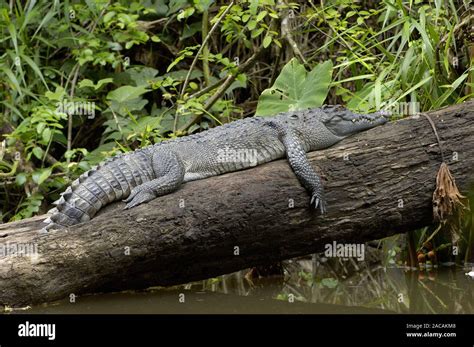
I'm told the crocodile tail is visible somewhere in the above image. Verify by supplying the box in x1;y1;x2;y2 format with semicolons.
43;165;104;231
42;151;154;231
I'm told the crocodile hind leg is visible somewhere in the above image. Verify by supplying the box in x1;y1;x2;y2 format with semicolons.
123;151;185;209
282;130;327;214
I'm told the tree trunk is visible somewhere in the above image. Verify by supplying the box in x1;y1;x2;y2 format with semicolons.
1;101;473;307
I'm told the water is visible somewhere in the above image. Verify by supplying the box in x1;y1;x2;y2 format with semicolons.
15;256;473;314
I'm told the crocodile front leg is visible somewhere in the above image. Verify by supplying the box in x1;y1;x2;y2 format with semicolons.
282;131;327;214
123;150;185;209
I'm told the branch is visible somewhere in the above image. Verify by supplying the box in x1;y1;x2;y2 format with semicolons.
136;18;168;31
278;0;308;66
65;64;80;169
201;9;211;86
179;1;235;98
178;47;266;132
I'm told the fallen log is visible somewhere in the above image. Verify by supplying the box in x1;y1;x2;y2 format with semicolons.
1;101;473;307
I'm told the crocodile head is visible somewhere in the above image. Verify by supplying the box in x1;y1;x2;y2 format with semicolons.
320;105;389;138
269;105;389;150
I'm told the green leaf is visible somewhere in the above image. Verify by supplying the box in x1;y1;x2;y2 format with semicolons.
433;73;469;108
256;10;267;22
32;168;52;185
151;35;161;42
393;75;433;104
263;35;272;48
115;67;159;86
106;85;149;103
96;78;114;89
182;22;202;39
78;160;91;172
256;58;333;116
20;53;49;90
346;11;357;18
251;27;264;38
247;20;257;30
177;7;195;21
36;123;46;135
78;78;114;90
321;278;338;288
42;128;52;143
15;172;27;186
109;98;149;117
0;66;23;95
193;0;213;12
45;86;66;101
32;147;44;160
103;11;116;24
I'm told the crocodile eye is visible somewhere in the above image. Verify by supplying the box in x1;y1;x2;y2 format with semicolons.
290;114;298;120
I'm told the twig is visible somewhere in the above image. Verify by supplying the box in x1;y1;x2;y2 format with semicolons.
422;113;445;162
269;46;283;85
189;77;226;99
179;1;234;98
109;108;123;138
201;8;211;86
136;18;168;32
178;48;265;132
423;224;443;245
278;0;308;66
87;1;111;33
66;65;80;169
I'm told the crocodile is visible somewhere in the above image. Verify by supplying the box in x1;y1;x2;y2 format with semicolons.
42;105;389;231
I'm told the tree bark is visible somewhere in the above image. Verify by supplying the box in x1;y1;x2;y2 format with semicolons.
1;101;473;307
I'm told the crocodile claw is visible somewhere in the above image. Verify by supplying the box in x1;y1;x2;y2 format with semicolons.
124;191;155;210
310;195;326;214
123;195;134;203
123;190;138;203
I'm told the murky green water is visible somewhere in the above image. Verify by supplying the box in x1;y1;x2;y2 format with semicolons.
17;255;474;314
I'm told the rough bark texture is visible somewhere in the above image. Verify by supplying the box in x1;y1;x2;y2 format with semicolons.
1;101;473;307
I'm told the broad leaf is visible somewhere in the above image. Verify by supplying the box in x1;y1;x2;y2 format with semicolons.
78;78;114;90
32;168;52;185
106;85;149;103
255;58;333;116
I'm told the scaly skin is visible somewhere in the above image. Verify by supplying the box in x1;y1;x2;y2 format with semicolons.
43;105;389;231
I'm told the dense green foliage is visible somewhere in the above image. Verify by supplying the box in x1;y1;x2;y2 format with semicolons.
0;0;472;226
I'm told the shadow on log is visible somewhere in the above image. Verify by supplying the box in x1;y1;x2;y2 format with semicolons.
1;101;473;307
